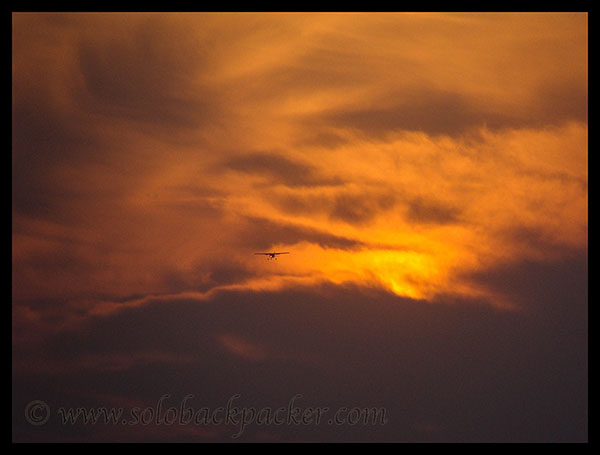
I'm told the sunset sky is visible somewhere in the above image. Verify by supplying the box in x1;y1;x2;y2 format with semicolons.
12;12;587;442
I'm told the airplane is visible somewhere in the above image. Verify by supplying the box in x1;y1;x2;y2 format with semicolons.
254;252;290;260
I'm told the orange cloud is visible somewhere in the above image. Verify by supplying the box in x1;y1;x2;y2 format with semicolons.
12;13;587;322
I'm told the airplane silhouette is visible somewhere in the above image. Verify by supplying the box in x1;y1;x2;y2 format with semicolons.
254;252;290;260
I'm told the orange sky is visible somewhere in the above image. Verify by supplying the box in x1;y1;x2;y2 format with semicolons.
13;12;587;318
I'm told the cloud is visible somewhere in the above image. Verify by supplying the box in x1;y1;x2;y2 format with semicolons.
219;152;342;188
314;88;522;138
404;197;461;225
309;80;588;139
12;13;587;442
217;334;268;362
75;17;218;130
329;191;397;224
271;189;397;225
235;215;365;251
13;268;587;441
535;80;588;126
467;252;588;314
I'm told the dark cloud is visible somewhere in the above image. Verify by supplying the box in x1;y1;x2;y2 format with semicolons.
535;80;588;125
272;190;397;225
13;255;587;441
13;17;208;222
237;215;365;251
315;89;517;138
404;197;461;225
159;197;225;218
76;17;217;130
469;253;588;315
11;92;105;220
314;85;588;138
220;152;341;188
270;192;330;216
499;225;588;260
292;129;350;148
329;192;397;224
158;260;258;296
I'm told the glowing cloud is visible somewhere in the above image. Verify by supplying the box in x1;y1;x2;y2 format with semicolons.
13;12;587;317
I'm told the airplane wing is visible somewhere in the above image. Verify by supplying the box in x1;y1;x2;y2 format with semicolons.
274;252;290;255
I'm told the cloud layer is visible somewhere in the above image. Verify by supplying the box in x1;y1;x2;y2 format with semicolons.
13;13;587;442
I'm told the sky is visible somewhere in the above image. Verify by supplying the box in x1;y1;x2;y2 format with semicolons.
12;12;587;442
